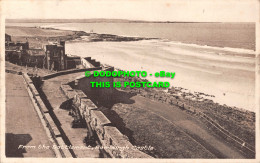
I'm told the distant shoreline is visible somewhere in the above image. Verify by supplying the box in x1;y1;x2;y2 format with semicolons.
6;19;256;24
6;21;255;50
5;26;155;49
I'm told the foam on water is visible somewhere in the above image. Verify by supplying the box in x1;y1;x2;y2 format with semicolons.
166;40;255;55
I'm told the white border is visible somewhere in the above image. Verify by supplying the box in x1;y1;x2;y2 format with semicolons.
0;0;259;162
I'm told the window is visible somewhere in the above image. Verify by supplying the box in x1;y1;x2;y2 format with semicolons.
53;52;58;57
53;49;59;57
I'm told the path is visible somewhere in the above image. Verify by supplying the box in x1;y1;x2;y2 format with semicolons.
5;73;55;157
41;72;101;158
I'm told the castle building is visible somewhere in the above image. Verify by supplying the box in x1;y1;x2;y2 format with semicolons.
5;34;29;64
23;49;45;68
5;45;23;64
5;34;74;71
44;41;67;71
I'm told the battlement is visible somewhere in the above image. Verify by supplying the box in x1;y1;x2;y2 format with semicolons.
60;83;152;158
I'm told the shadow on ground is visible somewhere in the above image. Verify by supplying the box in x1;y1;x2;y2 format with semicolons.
90;88;137;144
99;88;136;109
6;133;32;157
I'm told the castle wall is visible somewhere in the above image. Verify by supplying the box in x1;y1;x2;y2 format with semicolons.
60;84;152;158
81;57;95;68
22;55;45;68
76;74;113;106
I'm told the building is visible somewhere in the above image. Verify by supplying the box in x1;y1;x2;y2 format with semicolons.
5;41;29;50
44;41;67;71
22;49;45;68
5;45;23;64
66;56;81;69
5;36;29;64
5;34;81;71
5;34;11;42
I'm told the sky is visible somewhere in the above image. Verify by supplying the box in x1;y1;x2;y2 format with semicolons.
2;0;259;22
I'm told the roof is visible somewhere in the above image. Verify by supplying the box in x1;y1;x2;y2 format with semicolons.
6;46;21;51
47;41;64;46
26;49;45;56
5;33;11;37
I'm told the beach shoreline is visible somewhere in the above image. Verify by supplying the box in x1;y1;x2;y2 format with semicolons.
5;25;255;112
5;25;255;158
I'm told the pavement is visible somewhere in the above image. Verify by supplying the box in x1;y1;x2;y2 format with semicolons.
5;73;56;157
41;72;101;158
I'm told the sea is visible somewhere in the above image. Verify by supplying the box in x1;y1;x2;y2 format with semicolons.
6;22;256;111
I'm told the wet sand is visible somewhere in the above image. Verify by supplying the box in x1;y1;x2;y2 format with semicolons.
65;40;255;111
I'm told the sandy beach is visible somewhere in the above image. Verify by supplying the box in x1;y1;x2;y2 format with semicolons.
65;40;255;111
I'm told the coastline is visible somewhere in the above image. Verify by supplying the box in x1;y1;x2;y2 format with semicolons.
6;25;156;43
5;25;255;158
5;25;255;112
7;24;255;53
38;22;255;50
65;40;255;111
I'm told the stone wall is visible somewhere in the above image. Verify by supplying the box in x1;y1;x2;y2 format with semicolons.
41;67;102;80
81;57;101;68
75;67;114;106
22;73;72;158
60;84;152;158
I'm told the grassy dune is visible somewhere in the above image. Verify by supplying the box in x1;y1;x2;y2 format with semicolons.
5;26;83;48
6;26;74;37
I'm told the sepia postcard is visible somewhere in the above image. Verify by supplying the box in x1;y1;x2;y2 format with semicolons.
0;0;259;162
